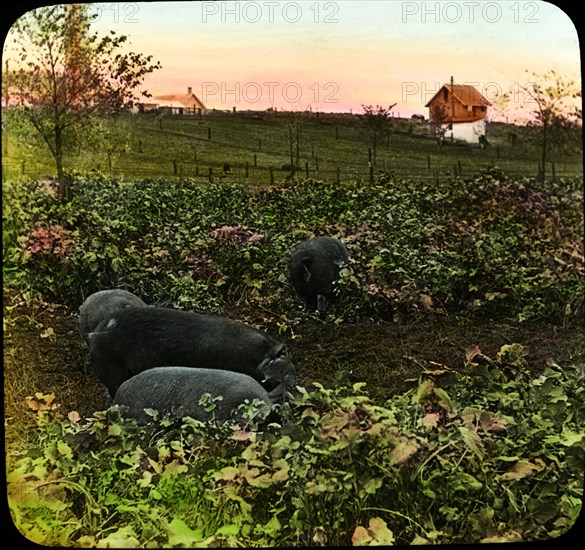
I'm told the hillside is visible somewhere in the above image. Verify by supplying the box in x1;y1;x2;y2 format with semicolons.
2;110;583;183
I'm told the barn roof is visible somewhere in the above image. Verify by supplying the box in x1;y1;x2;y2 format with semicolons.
425;84;491;107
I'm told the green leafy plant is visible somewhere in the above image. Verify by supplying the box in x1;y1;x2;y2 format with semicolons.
4;169;582;326
7;344;584;546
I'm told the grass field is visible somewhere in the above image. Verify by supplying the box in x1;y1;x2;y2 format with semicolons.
2;110;583;183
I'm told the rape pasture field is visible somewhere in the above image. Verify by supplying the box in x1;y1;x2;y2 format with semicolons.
3;133;584;546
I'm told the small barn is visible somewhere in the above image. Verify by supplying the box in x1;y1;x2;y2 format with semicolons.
136;87;207;115
425;80;491;143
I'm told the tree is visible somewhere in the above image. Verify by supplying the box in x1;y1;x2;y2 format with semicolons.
361;104;396;165
284;112;302;177
79;114;132;172
521;70;582;182
428;102;450;140
428;101;449;127
3;4;161;198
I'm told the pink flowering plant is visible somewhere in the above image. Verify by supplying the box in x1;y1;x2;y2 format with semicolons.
21;223;73;263
208;225;265;247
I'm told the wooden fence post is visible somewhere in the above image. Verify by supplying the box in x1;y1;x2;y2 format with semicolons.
208;167;213;183
253;154;257;167
208;127;212;140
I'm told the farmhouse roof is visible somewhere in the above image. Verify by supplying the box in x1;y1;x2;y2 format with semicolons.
424;84;491;108
153;87;207;110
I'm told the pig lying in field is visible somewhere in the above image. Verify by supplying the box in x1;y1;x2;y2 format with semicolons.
113;366;274;424
88;306;292;397
288;236;350;314
78;289;146;345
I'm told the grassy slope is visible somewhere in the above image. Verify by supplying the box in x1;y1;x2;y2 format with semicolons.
3;111;583;183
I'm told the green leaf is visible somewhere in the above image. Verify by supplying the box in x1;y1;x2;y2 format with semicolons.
215;524;240;536
57;440;72;459
413;379;434;404
458;426;484;459
500;459;545;481
111;257;124;272
96;526;140;548
559;429;584;447
166;518;204;546
363;477;383;494
352;518;395;546
451;472;483;492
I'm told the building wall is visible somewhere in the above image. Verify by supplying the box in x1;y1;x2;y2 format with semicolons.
441;118;487;143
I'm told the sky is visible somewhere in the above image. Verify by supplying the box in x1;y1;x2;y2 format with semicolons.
4;1;582;121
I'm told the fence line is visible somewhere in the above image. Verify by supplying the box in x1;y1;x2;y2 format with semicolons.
2;157;581;186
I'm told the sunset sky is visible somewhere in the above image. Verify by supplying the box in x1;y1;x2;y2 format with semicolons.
5;1;582;121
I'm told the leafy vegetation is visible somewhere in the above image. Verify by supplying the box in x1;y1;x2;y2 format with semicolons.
3;169;583;327
4;167;583;545
7;345;584;546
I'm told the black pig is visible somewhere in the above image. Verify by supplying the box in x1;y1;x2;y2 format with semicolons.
88;306;289;396
78;289;146;345
113;366;274;424
288;236;350;314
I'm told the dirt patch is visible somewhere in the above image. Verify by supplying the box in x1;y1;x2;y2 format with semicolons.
4;293;109;449
4;290;583;451
281;314;583;401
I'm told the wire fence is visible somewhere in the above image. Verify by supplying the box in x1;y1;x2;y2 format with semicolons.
2;154;581;186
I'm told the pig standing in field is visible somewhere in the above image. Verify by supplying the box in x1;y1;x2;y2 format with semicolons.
88;306;293;397
113;366;274;424
288;236;350;314
78;289;147;345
